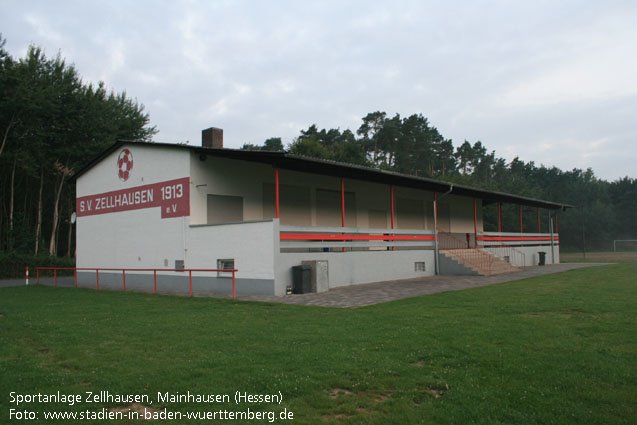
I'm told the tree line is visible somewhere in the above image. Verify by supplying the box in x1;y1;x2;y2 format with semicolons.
243;112;637;252
0;37;156;259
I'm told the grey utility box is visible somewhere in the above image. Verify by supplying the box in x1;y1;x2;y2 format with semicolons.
302;260;329;293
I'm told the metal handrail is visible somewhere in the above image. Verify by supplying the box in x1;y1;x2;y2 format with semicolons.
437;229;495;275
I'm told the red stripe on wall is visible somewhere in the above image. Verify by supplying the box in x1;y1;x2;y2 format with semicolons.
281;233;436;241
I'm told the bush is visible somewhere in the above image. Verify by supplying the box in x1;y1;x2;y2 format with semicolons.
0;252;75;279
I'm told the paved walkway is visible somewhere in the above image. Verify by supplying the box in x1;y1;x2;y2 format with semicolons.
235;263;610;308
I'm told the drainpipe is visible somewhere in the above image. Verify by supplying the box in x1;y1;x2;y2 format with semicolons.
549;210;555;264
434;184;453;275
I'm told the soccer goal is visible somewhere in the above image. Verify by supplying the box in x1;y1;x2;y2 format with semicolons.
613;240;637;252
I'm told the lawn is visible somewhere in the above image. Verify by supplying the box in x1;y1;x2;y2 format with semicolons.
1;263;635;424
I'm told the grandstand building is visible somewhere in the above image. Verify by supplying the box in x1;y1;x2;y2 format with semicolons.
73;127;569;296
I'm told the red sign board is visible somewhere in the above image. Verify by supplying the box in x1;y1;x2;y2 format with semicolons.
76;177;190;219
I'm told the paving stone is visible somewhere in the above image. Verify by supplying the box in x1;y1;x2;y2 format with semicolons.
235;263;611;308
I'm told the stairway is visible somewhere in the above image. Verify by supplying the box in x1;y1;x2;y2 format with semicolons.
440;249;521;276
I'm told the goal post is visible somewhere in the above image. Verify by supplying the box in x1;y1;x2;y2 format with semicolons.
613;240;637;252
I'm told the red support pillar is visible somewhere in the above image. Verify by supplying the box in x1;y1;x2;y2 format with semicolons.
153;270;157;294
96;269;99;290
122;270;126;292
473;199;478;248
54;269;57;288
74;269;77;288
232;271;236;300
189;270;192;297
390;185;395;251
519;205;523;233
555;212;559;233
498;202;502;232
341;178;345;228
275;167;280;219
537;208;541;233
341;178;345;252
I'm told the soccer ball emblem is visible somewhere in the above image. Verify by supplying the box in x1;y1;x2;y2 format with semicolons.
117;149;133;181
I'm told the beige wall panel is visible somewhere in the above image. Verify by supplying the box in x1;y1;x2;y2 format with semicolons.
368;209;388;229
190;155;273;225
191;156;485;232
316;190;356;227
397;197;425;229
437;202;451;231
263;182;312;226
447;195;479;233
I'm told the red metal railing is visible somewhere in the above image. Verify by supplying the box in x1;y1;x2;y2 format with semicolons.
477;234;559;245
485;245;526;271
35;267;239;299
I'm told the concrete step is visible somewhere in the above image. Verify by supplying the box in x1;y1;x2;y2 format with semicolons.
441;248;522;276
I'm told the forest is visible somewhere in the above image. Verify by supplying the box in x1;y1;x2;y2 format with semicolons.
1;37;635;274
0;37;155;272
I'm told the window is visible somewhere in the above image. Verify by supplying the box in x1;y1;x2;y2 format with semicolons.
217;259;235;278
175;260;185;271
207;194;243;224
414;261;426;272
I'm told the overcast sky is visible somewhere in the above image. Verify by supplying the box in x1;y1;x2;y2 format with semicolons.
2;0;635;180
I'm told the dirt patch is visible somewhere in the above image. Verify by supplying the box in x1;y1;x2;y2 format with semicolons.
373;394;391;403
427;384;449;399
110;403;155;419
410;361;425;367
322;413;351;421
326;388;353;399
428;388;443;398
0;313;4;318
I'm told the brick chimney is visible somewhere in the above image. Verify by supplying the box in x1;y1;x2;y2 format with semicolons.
202;127;223;148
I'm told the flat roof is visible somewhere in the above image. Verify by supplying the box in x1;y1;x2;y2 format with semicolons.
73;140;573;210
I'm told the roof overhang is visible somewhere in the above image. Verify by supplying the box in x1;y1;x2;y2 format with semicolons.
73;140;573;210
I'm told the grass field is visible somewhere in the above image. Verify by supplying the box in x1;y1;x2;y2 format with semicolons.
561;251;637;263
1;263;635;424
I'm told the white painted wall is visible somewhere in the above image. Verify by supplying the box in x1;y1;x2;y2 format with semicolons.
274;250;435;295
485;244;560;267
187;220;278;279
76;144;191;270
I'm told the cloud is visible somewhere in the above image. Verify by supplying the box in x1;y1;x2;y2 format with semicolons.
1;0;635;180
